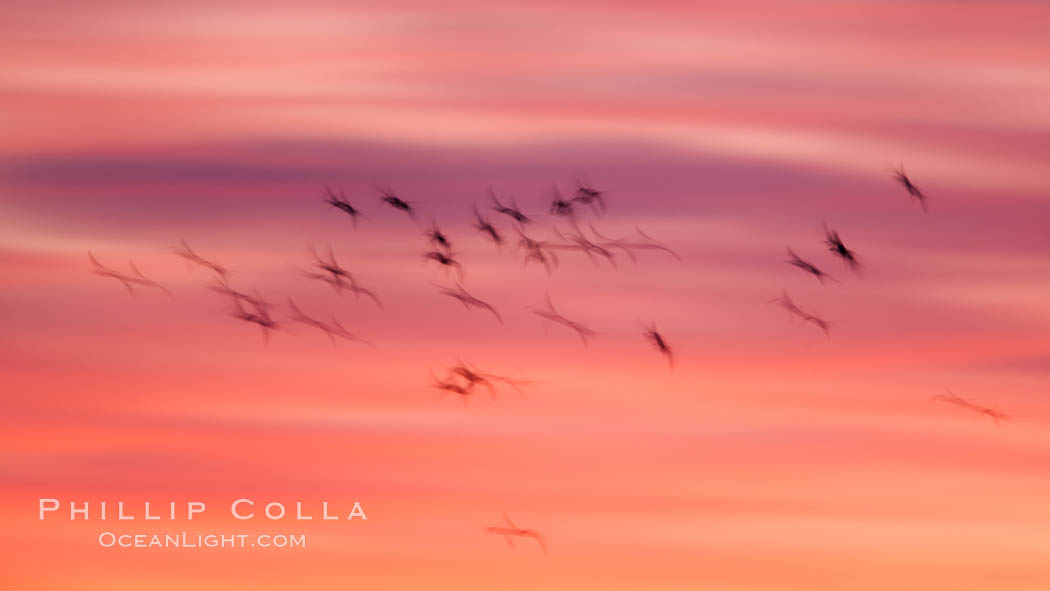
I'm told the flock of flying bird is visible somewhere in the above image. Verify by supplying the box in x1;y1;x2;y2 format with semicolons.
89;179;682;367
86;163;1007;552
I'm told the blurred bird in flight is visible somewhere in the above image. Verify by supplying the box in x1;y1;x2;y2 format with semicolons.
487;514;546;552
893;164;928;212
324;185;364;227
932;389;1009;427
171;239;228;280
89;252;171;297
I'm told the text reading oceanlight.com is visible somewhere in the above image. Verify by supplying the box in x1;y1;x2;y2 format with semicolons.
97;532;307;549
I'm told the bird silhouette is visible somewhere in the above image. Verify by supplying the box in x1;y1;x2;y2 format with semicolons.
228;291;278;343
305;246;382;307
893;165;927;212
449;360;532;398
473;205;504;249
823;223;860;272
786;248;835;284
288;298;365;344
490;189;531;225
644;323;674;368
324;185;364;227
548;186;576;218
425;221;453;252
530;294;596;345
589;225;679;263
171;239;228;280
379;188;415;219
438;283;502;323
515;228;559;274
424;250;464;281
771;290;830;336
486;514;546;552
550;224;617;267
570;179;606;215
430;370;477;406
931;389;1008;427
89;252;171;297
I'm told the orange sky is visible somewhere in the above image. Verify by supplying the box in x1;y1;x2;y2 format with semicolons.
3;1;1050;589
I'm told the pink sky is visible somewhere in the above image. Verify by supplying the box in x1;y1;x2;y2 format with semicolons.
3;1;1050;589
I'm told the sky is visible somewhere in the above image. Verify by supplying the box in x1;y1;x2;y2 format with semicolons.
3;1;1050;589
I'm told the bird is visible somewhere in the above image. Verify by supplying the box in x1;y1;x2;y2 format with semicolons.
548;187;576;218
490;190;531;225
487;514;546;552
430;370;477;406
931;389;1009;427
515;228;559;274
472;205;503;249
437;283;502;323
89;252;171;297
588;225;679;262
287;298;364;344
305;246;382;307
324;185;364;227
379;188;415;219
425;221;453;252
210;277;276;342
424;250;464;281
209;276;267;310
171;239;228;280
823;224;860;272
449;363;497;398
449;360;532;397
570;179;606;215
229;293;278;343
786;248;835;284
530;294;596;345
305;245;354;291
771;290;830;336
550;225;617;267
893;165;927;212
644;323;674;368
